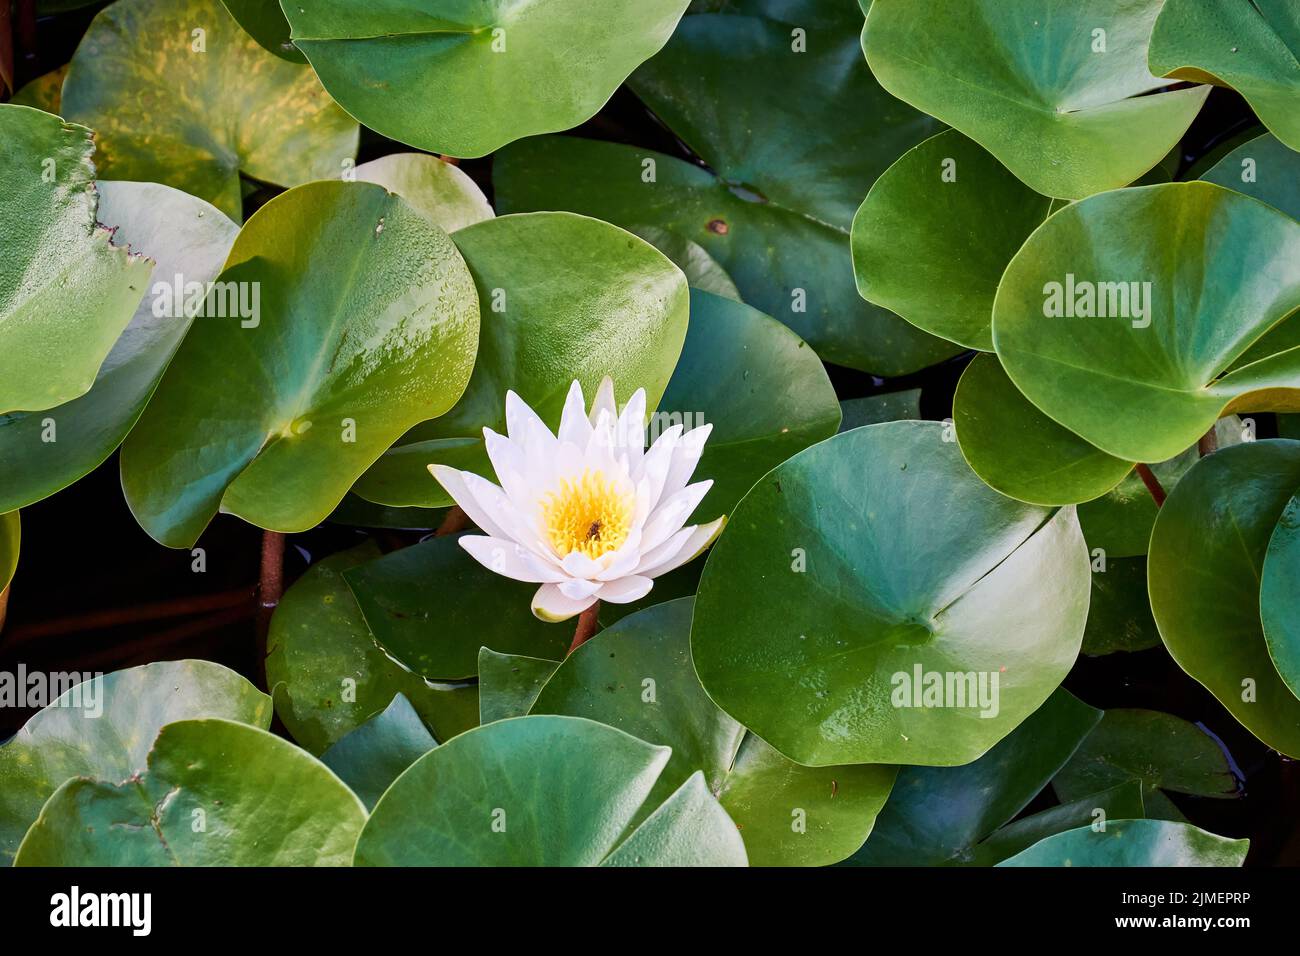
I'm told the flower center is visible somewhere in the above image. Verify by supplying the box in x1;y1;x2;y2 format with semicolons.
541;469;634;559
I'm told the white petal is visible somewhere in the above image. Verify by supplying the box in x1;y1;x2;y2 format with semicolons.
560;550;602;580
558;577;603;601
506;390;556;449
461;470;556;561
482;428;533;507
596;575;654;604
588;376;617;425
427;465;510;540
532;583;598;623
557;379;593;447
633;424;682;513
458;536;566;583
641;480;713;552
632;525;695;576
659;423;712;506
613;388;647;466
638;517;726;579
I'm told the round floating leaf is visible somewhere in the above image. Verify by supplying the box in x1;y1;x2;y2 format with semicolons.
853;130;1053;350
344;533;568;681
10;65;65;112
355;715;742;866
496;9;959;376
0;181;238;513
631;226;741;301
15;719;366;866
121;181;480;548
0;105;151;414
0;659;270;863
1262;493;1300;697
220;0;305;61
692;420;1091;767
355;212;689;508
600;771;746;867
352;153;494;234
1054;709;1239;822
660;290;840;519
968;782;1146;867
530;599;895;866
994;183;1300;464
0;511;17;597
282;0;691;157
845;688;1101;866
997;819;1248;867
955;353;1133;506
1082;556;1161;657
1202;132;1300;222
1150;0;1300;152
1149;440;1300;757
495;135;958;376
478;649;561;725
265;542;479;754
320;693;437;810
62;0;358;221
863;0;1209;200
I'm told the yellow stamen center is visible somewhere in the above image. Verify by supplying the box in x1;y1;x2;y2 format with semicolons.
541;469;634;559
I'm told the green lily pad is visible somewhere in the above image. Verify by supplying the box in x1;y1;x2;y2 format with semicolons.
0;105;151;414
1054;709;1239;823
265;542;480;754
1150;0;1300;152
282;0;690;158
1202;132;1300;222
994;183;1300;464
0;659;270;863
967;783;1147;867
0;511;17;601
1149;439;1300;757
352;153;494;234
0;181;238;513
955;353;1133;506
1082;556;1161;657
1076;416;1248;558
600;771;747;867
10;65;65;112
320;693;437;810
853;130;1054;350
478;649;560;724
120;181;480;548
1262;493;1300;698
845;688;1101;866
997;819;1249;867
354;212;689;509
496;11;959;375
839;391;922;430
15;719;366;866
630;227;741;301
220;0;305;61
693;420;1091;767
345;533;568;682
863;0;1209;200
659;289;840;519
62;0;358;221
530;598;895;865
353;715;745;866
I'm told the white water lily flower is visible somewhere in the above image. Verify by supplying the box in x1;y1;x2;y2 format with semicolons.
429;378;725;623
